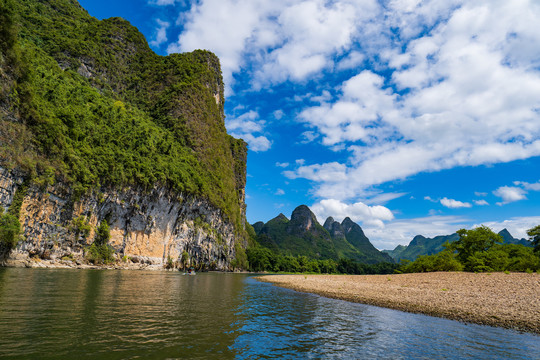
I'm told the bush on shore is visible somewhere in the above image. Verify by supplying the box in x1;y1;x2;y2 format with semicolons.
399;225;540;273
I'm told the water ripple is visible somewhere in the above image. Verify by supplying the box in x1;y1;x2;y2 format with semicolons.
0;269;538;359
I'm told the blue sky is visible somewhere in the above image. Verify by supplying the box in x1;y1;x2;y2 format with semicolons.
78;0;540;249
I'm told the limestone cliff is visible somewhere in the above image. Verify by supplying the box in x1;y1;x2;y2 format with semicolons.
0;165;242;269
0;0;248;269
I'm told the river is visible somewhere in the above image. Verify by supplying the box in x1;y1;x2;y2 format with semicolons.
0;268;537;359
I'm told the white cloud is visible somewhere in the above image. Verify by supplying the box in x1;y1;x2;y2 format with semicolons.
284;1;540;200
493;186;527;205
474;192;488;197
168;0;380;92
514;180;540;191
168;0;540;217
226;111;271;152
440;197;472;209
477;216;540;240
284;162;347;182
336;51;365;70
311;199;394;230
273;110;284;120
275;189;285;195
240;134;272;152
473;199;489;206
149;19;170;47
363;192;407;205
300;131;319;144
298;71;397;146
275;162;289;168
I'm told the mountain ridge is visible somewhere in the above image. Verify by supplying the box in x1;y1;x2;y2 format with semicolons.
383;228;531;262
253;205;393;264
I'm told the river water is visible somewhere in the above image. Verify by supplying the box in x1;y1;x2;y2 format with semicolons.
0;268;538;359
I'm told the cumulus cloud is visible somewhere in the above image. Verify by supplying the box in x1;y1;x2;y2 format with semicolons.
149;19;170;47
168;0;540;216
226;111;271;152
311;199;394;230
283;1;540;200
275;162;289;168
167;0;380;92
473;199;489;206
440;197;472;209
514;180;540;191
493;186;527;205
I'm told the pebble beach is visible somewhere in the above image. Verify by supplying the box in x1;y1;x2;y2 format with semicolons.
258;272;540;334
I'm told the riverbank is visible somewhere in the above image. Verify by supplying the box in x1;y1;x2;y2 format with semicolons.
2;255;166;270
258;272;540;334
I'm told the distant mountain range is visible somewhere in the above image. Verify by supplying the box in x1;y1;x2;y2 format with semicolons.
383;228;531;262
252;205;393;264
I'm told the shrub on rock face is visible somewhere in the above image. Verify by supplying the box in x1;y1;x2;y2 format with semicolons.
86;220;114;264
86;243;114;264
0;209;21;250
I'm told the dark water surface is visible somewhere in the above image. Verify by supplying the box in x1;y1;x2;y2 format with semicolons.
0;268;538;359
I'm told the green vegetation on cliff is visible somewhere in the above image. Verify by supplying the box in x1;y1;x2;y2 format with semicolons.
0;208;20;251
0;0;247;230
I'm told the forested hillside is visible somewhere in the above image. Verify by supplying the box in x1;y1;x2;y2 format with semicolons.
0;0;247;229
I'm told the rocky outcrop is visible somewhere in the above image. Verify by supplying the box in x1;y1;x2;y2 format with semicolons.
0;166;243;270
323;217;346;240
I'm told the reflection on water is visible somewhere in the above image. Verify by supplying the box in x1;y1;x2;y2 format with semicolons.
0;268;538;359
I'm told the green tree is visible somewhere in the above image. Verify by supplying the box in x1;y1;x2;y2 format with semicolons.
400;250;463;273
527;225;540;253
87;219;114;264
94;220;110;246
452;226;502;271
181;250;189;269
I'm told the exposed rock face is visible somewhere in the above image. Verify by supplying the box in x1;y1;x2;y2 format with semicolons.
0;166;241;270
323;217;346;240
288;205;321;235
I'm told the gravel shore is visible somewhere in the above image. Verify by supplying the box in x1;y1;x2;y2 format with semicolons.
258;272;540;333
